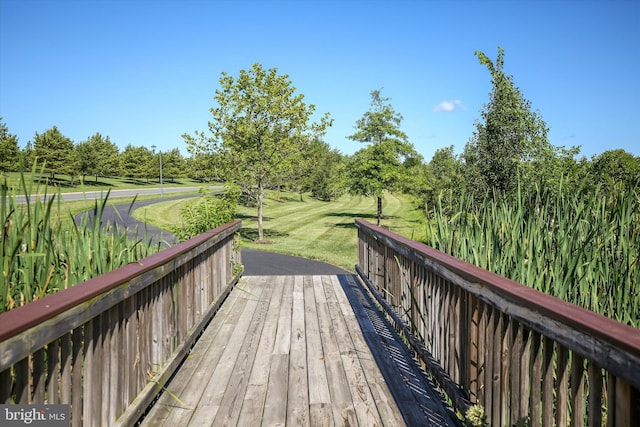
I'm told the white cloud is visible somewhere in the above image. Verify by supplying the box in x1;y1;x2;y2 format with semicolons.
433;99;466;113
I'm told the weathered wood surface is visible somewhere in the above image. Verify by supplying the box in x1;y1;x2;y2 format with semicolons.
356;218;640;427
140;275;455;426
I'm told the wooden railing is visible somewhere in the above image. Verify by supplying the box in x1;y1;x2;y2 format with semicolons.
0;220;242;426
356;219;640;427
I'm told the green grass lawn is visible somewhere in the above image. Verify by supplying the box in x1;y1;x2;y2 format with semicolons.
134;191;425;271
2;171;208;194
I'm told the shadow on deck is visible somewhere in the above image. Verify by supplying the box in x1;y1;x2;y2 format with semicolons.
140;275;458;426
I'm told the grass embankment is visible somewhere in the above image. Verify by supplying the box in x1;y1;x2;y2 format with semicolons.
3;171;207;194
134;191;423;271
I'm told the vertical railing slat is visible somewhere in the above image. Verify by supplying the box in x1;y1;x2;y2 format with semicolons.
571;353;585;427
61;332;72;405
556;344;569;426
71;327;83;427
32;347;45;403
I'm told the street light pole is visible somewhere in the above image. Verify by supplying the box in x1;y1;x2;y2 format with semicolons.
159;150;163;196
150;145;163;196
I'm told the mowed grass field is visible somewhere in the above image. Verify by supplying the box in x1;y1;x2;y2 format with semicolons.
3;171;209;194
134;191;424;271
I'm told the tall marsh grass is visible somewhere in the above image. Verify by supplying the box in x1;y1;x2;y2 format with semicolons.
1;168;162;313
425;185;639;328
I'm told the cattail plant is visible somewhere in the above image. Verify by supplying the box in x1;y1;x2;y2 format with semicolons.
0;166;161;314
425;184;639;328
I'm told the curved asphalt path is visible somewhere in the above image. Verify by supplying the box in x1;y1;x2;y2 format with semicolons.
78;194;351;276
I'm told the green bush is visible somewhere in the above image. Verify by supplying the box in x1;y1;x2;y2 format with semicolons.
172;185;239;242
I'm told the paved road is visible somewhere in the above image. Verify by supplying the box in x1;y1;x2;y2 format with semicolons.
85;194;351;275
16;186;223;204
76;193;201;246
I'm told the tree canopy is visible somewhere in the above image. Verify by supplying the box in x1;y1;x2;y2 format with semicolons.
0;117;20;174
464;46;551;197
208;62;330;241
32;126;75;178
76;133;120;181
348;89;416;224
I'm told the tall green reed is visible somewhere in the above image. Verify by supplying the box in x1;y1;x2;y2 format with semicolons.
0;167;162;314
425;184;639;328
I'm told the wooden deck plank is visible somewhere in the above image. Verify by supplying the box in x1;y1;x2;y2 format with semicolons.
331;274;407;426
303;276;334;425
140;275;455;427
211;277;275;426
315;276;358;426
186;277;270;425
262;353;289;426
235;275;285;425
286;275;310;426
140;283;247;427
325;275;387;426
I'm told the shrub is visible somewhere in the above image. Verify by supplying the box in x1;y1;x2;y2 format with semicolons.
171;184;239;242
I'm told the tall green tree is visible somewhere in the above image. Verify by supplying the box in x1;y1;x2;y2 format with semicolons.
308;141;348;201
464;47;551;198
589;149;640;192
348;89;415;224
76;133;120;182
32;126;75;178
0;117;20;174
417;146;465;214
161;148;186;183
208;63;330;241
120;144;154;182
183;130;225;182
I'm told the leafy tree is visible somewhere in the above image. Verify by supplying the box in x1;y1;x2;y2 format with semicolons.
348;89;416;224
208;63;330;241
464;47;551;198
589;149;640;192
76;133;120;182
415;146;465;214
120;144;154;182
160;148;186;183
309;141;348;201
283;138;346;202
0;117;20;174
183;130;223;182
32;126;75;178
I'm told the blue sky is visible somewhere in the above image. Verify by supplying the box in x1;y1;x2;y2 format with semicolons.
1;0;638;161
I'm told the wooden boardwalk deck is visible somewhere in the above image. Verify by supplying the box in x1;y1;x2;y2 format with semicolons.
140;275;457;426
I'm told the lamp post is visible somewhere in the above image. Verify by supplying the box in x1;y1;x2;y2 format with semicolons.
151;145;164;196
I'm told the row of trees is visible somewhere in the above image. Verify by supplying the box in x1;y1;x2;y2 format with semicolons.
0;120;191;183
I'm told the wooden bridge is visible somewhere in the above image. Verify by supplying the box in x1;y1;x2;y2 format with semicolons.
1;219;639;426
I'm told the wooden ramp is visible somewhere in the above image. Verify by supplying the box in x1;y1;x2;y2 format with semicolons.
140;275;457;426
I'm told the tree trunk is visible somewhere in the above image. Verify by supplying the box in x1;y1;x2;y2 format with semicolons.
377;196;382;226
257;182;264;241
